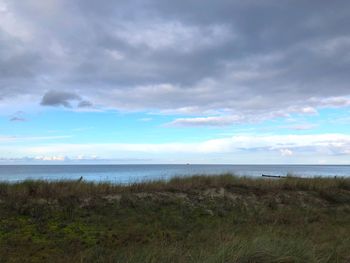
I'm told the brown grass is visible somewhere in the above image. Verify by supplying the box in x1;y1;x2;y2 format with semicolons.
0;174;350;262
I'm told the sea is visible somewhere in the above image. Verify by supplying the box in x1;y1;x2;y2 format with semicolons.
0;164;349;183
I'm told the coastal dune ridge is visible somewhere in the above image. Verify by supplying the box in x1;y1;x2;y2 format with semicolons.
1;174;350;262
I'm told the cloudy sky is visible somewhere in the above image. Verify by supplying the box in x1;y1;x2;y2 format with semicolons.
1;0;350;164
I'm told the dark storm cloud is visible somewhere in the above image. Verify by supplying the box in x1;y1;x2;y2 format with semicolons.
41;90;81;108
1;0;350;119
40;90;93;109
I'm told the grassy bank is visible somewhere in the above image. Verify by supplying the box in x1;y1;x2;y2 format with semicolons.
1;174;350;262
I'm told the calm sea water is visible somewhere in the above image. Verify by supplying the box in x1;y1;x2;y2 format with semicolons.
0;165;349;183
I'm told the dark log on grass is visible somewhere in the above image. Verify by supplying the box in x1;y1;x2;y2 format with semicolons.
262;174;287;178
262;174;305;179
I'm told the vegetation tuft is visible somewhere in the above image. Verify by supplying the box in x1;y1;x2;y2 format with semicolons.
0;174;350;262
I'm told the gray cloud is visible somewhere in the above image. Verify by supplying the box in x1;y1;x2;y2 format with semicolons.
9;111;26;122
40;90;93;109
78;100;93;108
40;90;81;108
1;0;350;119
10;116;26;122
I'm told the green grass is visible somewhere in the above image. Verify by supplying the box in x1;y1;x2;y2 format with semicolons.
0;174;350;262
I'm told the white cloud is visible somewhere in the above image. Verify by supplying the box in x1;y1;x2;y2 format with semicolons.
2;134;350;161
280;149;293;156
0;135;71;143
168;115;243;127
297;106;318;115
34;155;67;161
0;135;16;143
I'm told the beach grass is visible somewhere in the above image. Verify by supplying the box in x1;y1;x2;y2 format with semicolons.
0;174;350;262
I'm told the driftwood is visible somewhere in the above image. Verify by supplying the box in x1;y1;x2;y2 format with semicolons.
262;174;306;179
262;174;287;178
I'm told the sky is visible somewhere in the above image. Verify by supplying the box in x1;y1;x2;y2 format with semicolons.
1;0;350;164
